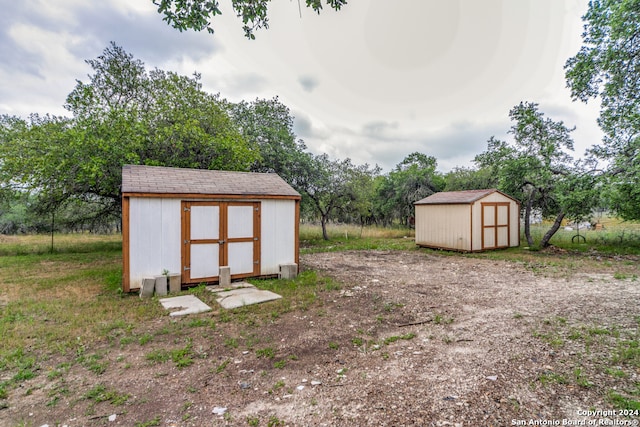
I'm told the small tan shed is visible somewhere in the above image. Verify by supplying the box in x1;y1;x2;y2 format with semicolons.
414;189;520;252
121;165;301;292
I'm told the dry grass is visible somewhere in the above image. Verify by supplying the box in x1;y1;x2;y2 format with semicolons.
300;223;414;240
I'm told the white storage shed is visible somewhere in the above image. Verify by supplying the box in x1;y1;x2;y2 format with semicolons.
121;165;301;292
414;189;520;252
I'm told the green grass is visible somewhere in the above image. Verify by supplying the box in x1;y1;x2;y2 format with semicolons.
530;315;640;412
0;233;122;256
383;333;416;345
0;227;639;419
84;383;130;405
525;218;640;255
256;347;276;359
299;223;415;253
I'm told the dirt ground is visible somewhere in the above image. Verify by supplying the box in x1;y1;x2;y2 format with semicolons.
3;249;640;426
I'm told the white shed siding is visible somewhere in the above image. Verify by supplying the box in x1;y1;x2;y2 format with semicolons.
260;199;296;275
415;204;471;251
128;198;181;287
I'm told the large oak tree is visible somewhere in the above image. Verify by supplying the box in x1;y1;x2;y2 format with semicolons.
475;102;599;248
565;0;640;220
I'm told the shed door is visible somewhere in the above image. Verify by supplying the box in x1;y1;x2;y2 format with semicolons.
481;202;510;250
182;201;260;284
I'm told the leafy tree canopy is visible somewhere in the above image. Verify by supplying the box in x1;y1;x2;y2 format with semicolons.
224;96;309;186
152;0;348;38
565;0;640;220
0;43;258;223
372;152;444;227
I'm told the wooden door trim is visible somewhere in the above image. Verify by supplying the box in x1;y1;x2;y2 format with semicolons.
181;201;261;284
481;202;510;250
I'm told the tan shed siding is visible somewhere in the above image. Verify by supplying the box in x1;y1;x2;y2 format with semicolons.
260;199;297;275
489;192;520;247
480;192;510;204
470;201;483;251
470;193;520;250
415;204;471;251
510;200;521;247
128;198;181;289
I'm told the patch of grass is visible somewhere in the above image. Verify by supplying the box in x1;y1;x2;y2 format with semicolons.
135;416;162;427
607;390;640;411
171;340;194;368
224;337;239;349
612;340;640;367
433;313;454;325
146;349;171;364
0;233;122;256
328;342;339;350
573;368;594;388
273;360;287;369
84;383;129;405
383;333;416;345
267;415;284;427
145;340;194;368
537;372;568;386
271;380;285;393
216;359;230;374
532;330;565;348
0;234;167;384
187;317;214;328
138;333;153;345
256;347;276;359
77;353;109;375
605;367;628;378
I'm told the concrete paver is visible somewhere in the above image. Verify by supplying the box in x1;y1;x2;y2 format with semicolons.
159;295;212;317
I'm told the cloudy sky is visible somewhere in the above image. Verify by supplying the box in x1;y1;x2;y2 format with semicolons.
1;0;602;172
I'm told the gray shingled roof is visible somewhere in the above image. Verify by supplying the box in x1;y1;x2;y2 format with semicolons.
414;189;500;205
121;165;300;198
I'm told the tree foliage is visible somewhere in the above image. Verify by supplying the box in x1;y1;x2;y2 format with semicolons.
565;0;640;220
443;166;498;191
373;153;444;226
295;154;379;240
0;43;258;225
152;0;348;38
225;96;309;185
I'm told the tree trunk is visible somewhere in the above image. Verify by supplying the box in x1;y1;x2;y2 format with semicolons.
524;190;536;247
540;212;565;248
321;215;329;240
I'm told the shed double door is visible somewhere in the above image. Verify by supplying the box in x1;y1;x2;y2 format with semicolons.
481;202;510;249
181;201;260;285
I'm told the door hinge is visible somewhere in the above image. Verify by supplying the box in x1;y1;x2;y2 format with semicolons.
254;260;259;264
184;266;190;271
184;207;190;212
255;207;259;211
184;240;190;244
219;240;225;245
254;237;259;241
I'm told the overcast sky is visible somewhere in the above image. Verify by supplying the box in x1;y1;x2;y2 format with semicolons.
1;0;602;172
